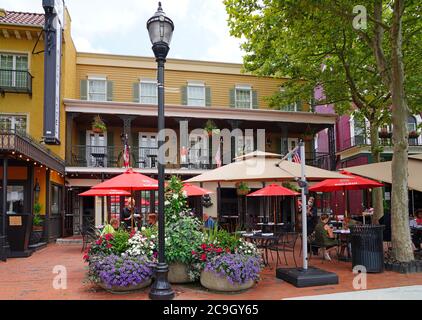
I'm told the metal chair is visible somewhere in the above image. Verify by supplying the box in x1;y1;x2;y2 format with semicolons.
268;232;299;268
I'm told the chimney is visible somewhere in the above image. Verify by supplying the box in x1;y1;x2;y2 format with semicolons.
0;9;7;17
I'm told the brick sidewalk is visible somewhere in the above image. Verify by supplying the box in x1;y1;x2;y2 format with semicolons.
0;244;421;300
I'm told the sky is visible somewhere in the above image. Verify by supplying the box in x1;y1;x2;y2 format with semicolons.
1;0;245;63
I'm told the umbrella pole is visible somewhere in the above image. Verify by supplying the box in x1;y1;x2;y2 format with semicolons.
131;188;134;231
300;142;308;270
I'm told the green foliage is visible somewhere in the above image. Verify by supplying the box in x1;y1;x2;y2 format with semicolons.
165;215;204;265
224;0;422;133
92;115;107;132
33;213;43;227
204;226;241;253
109;230;130;255
33;202;42;215
282;182;300;192
204;120;219;134
165;176;189;223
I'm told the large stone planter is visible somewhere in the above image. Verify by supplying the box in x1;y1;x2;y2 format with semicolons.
98;278;152;293
200;270;255;292
168;262;194;284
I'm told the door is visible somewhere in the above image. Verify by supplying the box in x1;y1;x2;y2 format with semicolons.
138;133;158;168
189;134;208;169
86;131;107;167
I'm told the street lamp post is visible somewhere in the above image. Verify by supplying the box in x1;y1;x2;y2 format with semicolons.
147;2;175;300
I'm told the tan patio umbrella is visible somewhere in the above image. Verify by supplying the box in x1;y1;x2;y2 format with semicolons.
345;154;422;192
186;151;348;183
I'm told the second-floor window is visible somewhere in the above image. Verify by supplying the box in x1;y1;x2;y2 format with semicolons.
88;78;107;101
235;85;252;109
140;80;158;104
0;53;28;88
187;82;205;107
0;114;27;133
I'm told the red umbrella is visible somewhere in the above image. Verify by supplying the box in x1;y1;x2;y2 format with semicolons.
92;168;158;191
91;168;158;229
183;183;212;197
247;184;299;225
79;189;131;197
309;170;383;216
247;184;300;197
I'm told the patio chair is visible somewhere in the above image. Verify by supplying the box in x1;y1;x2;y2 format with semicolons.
299;232;339;263
268;232;299;268
79;224;97;253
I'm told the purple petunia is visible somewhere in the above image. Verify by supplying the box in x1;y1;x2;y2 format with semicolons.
90;254;153;288
205;254;262;285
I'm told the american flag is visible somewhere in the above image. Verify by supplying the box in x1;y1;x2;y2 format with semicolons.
292;149;301;164
123;144;130;168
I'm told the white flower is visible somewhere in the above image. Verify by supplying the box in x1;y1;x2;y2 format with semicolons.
182;191;188;198
165;200;170;206
172;215;176;219
151;235;156;239
172;193;179;200
141;226;146;231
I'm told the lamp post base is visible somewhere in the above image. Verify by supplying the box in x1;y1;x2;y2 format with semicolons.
276;267;339;288
0;236;10;262
149;263;175;300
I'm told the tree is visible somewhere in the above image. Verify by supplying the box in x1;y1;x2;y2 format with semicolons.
224;0;421;262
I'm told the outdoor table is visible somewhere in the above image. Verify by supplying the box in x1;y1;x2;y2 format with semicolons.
257;222;285;234
333;229;351;261
242;233;278;267
91;153;106;167
221;215;239;233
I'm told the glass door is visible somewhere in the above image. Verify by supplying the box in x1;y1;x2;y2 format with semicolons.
86;131;107;167
138;133;158;168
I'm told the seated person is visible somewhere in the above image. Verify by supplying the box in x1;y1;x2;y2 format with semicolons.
410;210;422;251
120;197;140;230
203;213;215;230
101;218;119;236
314;213;340;261
147;213;158;227
343;216;360;230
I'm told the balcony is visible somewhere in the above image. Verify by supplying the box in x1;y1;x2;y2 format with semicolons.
67;145;218;170
342;134;422;152
0;69;33;97
0;129;64;173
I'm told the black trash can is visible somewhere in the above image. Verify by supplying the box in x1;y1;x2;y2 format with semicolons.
350;224;385;273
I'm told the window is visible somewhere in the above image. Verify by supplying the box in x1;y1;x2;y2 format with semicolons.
51;185;62;215
138;133;158;168
0;53;28;88
281;102;301;112
187;82;205;106
235;86;252;109
87;78;107;101
6;185;25;214
408;116;417;132
353;117;367;145
0;114;27;133
140;80;158;104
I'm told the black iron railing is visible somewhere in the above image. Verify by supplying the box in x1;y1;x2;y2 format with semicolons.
342;134;422;151
0;69;33;96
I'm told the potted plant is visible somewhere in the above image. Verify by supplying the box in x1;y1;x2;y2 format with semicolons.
379;128;392;139
30;203;44;245
236;181;250;196
92;115;106;134
200;253;261;292
88;254;153;293
204;120;219;137
164;176;204;283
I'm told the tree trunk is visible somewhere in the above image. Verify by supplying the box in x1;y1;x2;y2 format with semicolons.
369;122;384;224
390;0;414;262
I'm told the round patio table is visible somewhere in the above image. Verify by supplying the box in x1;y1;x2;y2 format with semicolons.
333;229;351;261
242;233;279;267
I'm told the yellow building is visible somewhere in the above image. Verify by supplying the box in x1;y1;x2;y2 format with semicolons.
0;8;73;256
1;6;337;242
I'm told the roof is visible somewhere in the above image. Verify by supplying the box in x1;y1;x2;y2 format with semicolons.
0;10;44;27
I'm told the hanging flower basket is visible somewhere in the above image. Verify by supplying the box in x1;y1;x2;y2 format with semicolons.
409;131;420;139
236;182;250;196
92;115;107;134
379;130;392;139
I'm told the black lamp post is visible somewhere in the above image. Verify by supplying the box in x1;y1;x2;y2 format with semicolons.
147;2;175;300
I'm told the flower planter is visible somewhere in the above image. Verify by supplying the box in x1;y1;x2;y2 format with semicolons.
92;127;104;134
200;270;255;292
379;131;392;139
98;278;152;293
236;189;250;196
29;229;43;245
168;262;194;284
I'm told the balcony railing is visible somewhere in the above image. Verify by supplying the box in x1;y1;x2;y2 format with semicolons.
68;145;218;170
342;134;422;151
305;152;333;170
0;69;33;96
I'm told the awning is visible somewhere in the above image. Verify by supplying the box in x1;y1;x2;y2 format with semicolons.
345;155;422;192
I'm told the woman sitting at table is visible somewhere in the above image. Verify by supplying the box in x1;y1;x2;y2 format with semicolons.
101;218;119;236
314;213;339;261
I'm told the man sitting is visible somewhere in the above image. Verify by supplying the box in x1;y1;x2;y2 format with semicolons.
203;213;216;230
313;213;340;261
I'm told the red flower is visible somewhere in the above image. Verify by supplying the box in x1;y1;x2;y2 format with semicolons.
191;250;196;255
201;243;207;250
104;234;113;241
225;248;231;253
129;230;136;238
200;253;207;261
83;254;89;261
106;243;112;249
216;248;223;253
96;238;102;245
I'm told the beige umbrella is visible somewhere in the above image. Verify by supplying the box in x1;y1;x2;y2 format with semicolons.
345;154;422;192
186;151;348;183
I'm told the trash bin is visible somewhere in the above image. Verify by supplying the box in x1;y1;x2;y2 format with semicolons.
350;224;385;273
